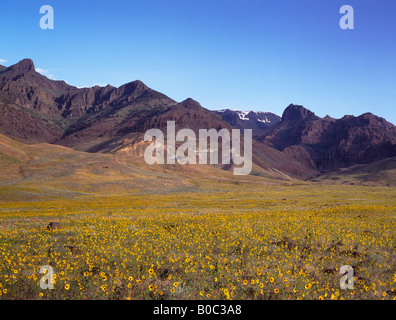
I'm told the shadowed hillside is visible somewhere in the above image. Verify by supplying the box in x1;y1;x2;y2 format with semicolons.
1;59;396;184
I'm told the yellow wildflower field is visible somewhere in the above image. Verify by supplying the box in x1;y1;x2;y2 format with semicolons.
0;184;395;300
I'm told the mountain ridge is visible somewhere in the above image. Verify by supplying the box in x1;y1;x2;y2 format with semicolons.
0;59;177;145
258;104;396;171
214;109;281;135
1;58;395;181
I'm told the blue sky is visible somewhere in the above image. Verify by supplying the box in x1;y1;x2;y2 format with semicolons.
1;0;395;124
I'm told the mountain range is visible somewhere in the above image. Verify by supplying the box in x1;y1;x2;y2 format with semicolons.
214;109;281;135
1;58;395;188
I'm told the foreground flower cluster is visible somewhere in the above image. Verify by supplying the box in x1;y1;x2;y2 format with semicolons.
0;186;395;300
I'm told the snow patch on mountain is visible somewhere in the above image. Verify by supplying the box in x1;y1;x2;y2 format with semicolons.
237;111;250;121
258;118;270;123
213;109;281;131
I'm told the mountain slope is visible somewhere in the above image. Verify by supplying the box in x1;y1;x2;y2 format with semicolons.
0;60;316;179
0;133;196;197
0;59;177;145
0;134;313;201
1;59;395;182
83;98;317;178
214;109;280;135
259;104;396;172
314;157;396;186
0;134;30;180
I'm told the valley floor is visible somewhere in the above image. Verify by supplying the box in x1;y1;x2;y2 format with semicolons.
0;183;395;300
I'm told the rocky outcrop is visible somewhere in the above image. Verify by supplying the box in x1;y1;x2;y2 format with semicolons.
259;105;396;171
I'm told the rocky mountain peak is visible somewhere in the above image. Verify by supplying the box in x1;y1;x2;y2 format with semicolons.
6;59;35;74
179;98;203;109
281;104;319;123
